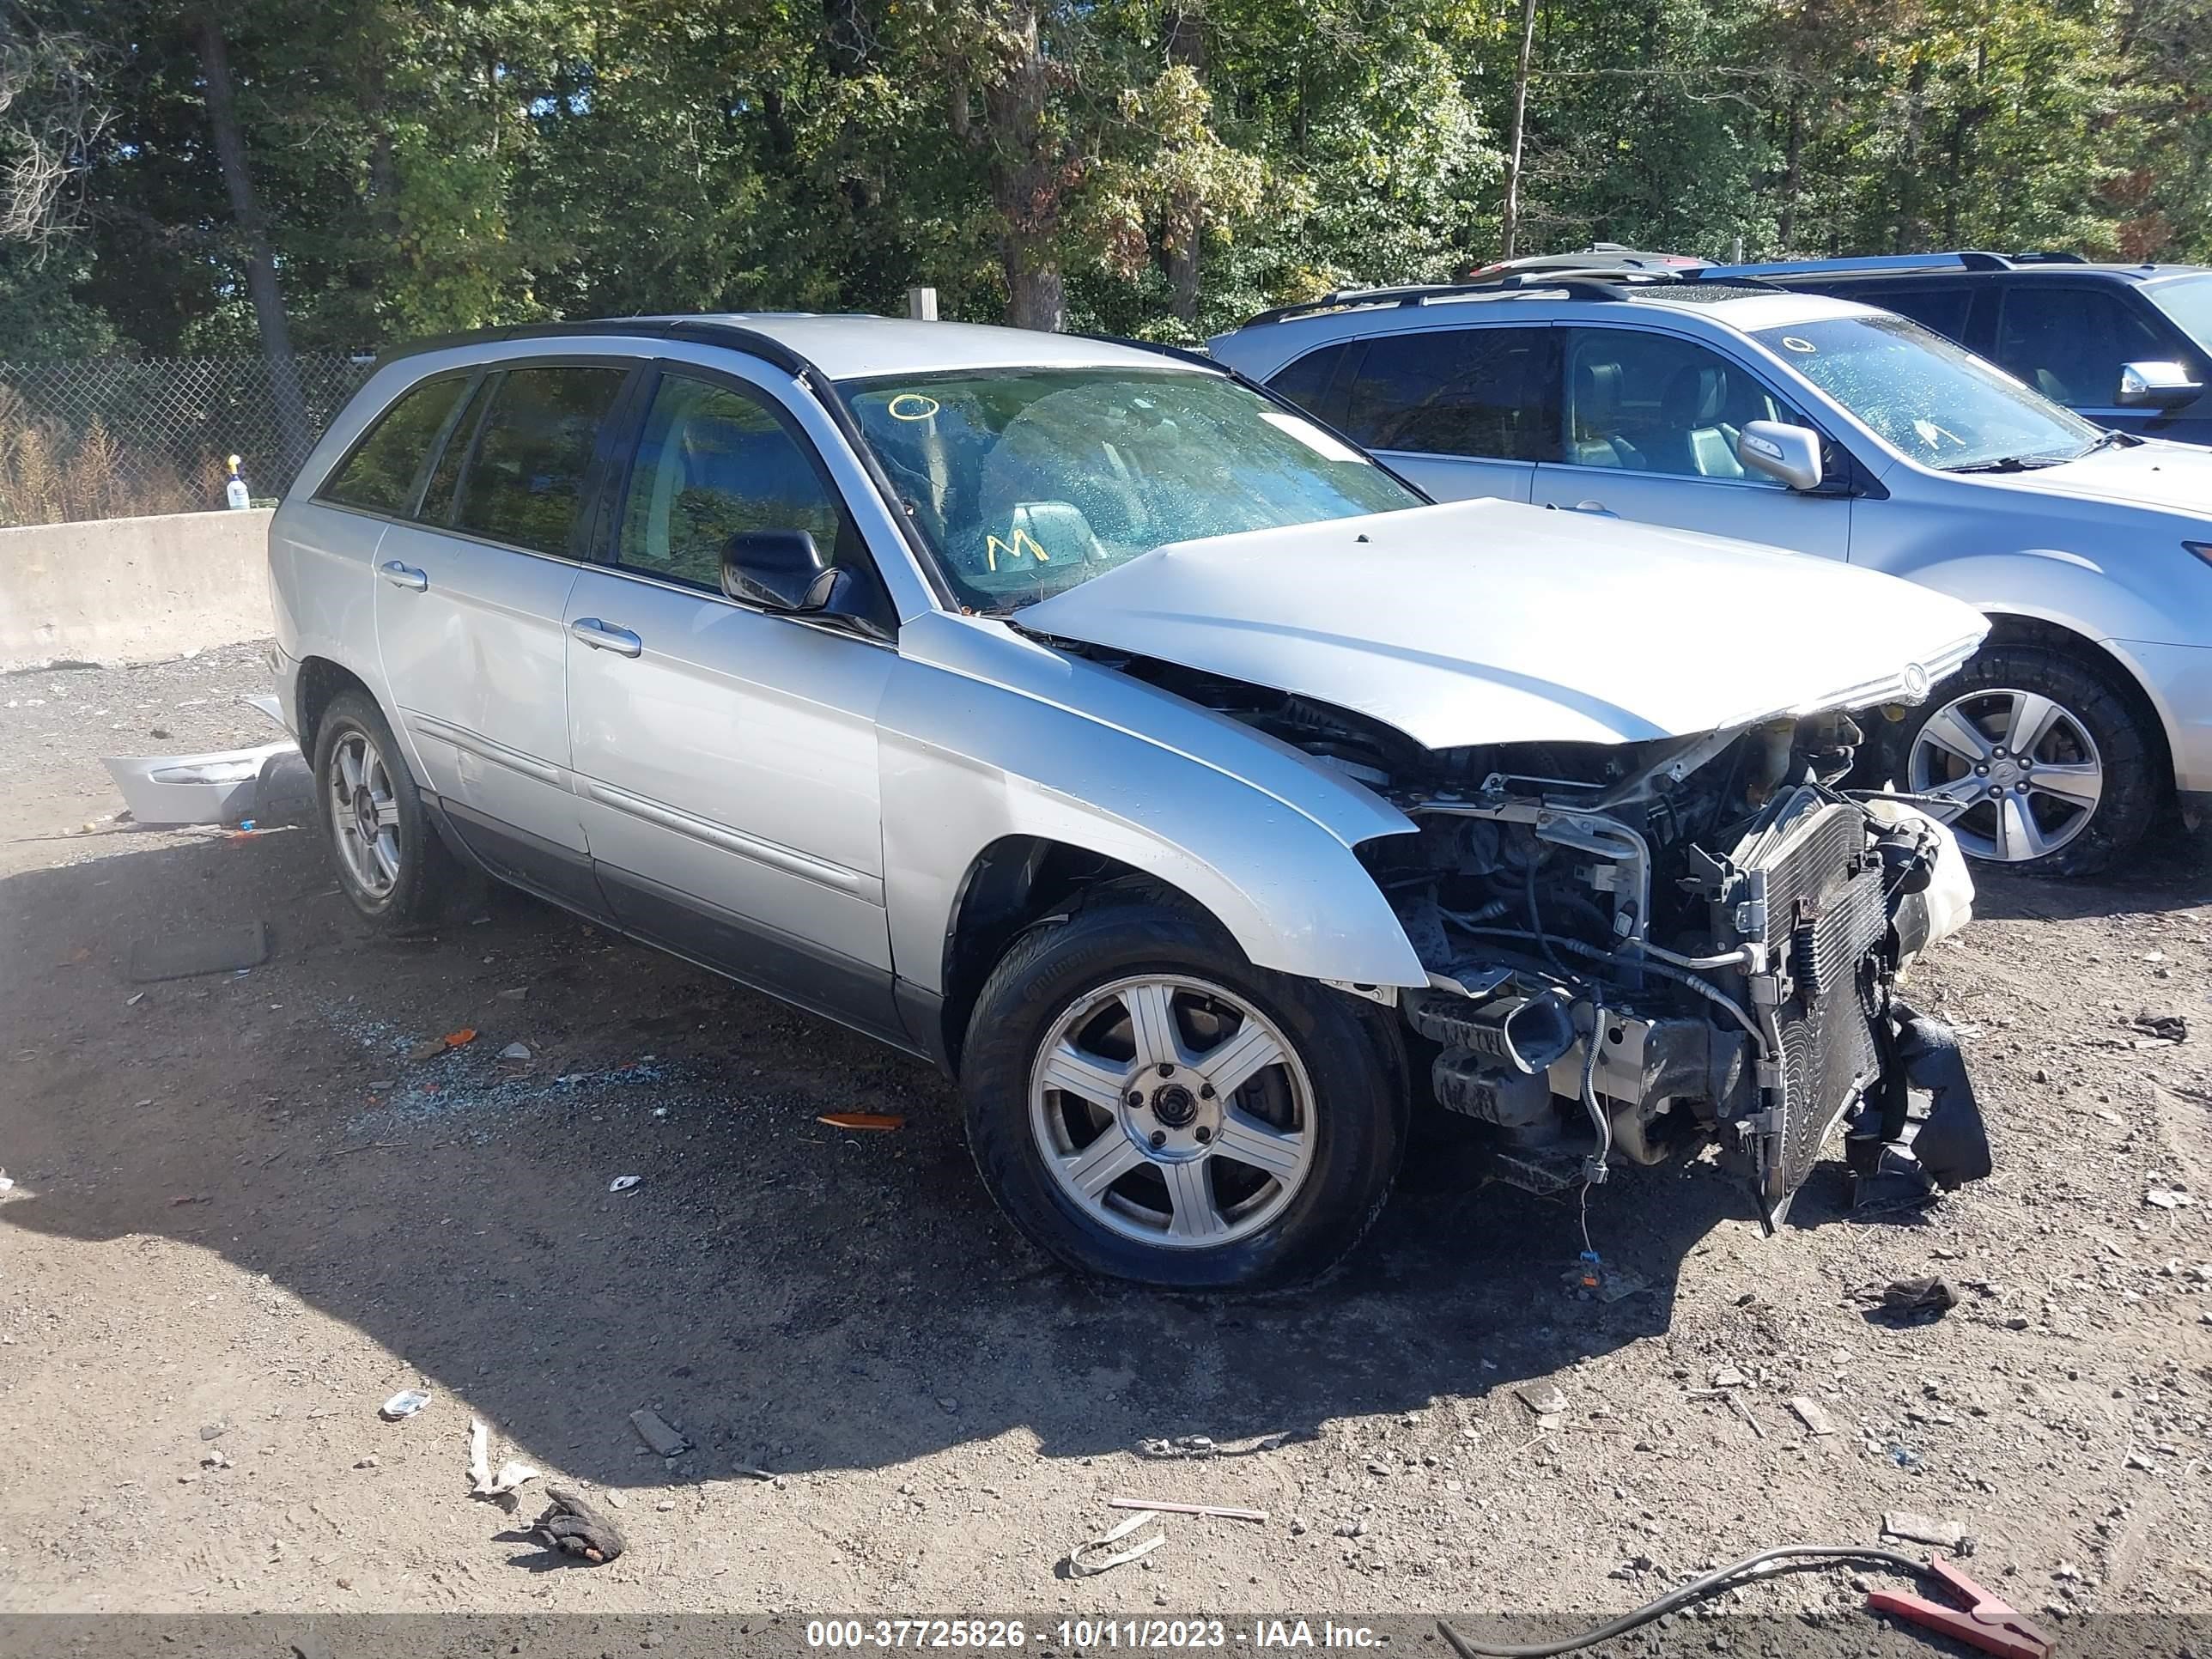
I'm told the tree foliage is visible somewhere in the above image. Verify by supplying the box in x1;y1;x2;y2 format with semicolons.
4;0;2209;357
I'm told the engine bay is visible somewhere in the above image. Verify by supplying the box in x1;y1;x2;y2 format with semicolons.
1117;654;1990;1223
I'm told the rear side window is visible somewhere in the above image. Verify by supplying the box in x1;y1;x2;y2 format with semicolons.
1265;343;1348;420
1852;284;1972;342
452;367;628;556
1340;327;1557;460
319;375;471;515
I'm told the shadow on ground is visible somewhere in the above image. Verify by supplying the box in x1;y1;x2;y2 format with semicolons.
0;817;2175;1492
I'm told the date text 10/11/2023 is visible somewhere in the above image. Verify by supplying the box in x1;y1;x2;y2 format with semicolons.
805;1620;1384;1650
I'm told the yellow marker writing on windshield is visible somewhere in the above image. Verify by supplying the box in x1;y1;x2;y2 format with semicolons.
984;526;1050;571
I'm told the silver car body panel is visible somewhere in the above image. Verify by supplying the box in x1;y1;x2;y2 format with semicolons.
1211;289;2212;793
1017;499;1987;748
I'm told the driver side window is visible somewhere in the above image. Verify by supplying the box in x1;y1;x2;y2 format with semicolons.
617;374;853;590
1561;330;1803;482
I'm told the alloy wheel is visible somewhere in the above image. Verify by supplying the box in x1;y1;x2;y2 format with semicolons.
1908;686;2103;863
1028;974;1316;1249
328;729;404;897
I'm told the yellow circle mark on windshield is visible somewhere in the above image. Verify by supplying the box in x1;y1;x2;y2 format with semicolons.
1780;336;1816;354
887;393;940;421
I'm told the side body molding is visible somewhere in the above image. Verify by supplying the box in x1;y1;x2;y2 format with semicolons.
878;612;1429;997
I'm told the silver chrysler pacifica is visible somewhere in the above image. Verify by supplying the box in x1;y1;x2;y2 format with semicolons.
270;313;1994;1288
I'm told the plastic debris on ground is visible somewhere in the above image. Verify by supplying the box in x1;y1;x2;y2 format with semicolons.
466;1417;540;1503
380;1389;431;1421
1788;1397;1837;1436
0;1170;12;1194
608;1175;642;1194
1066;1509;1166;1577
2146;1185;2193;1209
498;1042;532;1062
817;1111;905;1131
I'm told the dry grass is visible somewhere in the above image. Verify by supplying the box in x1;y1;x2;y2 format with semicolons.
0;386;203;526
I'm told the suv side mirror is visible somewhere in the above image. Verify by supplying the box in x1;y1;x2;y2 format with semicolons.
1736;421;1824;491
722;529;845;613
2118;361;2203;410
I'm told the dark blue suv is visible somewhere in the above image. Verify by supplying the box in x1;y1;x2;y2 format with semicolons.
1699;252;2212;446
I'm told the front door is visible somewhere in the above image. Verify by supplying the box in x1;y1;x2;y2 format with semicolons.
1531;326;1852;561
564;365;904;1041
374;362;632;905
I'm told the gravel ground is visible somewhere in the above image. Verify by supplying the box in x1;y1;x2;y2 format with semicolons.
2;647;2209;1648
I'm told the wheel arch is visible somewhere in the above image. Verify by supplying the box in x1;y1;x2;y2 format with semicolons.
295;654;376;757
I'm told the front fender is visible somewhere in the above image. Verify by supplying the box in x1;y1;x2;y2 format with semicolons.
880;613;1428;995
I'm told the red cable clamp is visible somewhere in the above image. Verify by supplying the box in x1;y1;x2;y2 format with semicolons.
1866;1554;2053;1659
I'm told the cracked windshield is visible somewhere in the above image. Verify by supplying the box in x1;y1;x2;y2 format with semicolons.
1756;313;2106;473
843;367;1419;611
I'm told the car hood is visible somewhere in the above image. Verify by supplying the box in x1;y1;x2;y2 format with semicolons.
1970;437;2212;519
1016;499;1989;750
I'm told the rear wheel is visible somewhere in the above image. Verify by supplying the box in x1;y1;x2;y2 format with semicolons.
313;690;454;928
960;890;1406;1290
1903;644;2159;878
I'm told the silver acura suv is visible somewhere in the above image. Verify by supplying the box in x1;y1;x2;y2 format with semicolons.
1211;274;2212;878
270;313;1990;1288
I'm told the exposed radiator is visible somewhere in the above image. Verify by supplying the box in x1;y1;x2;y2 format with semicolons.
1725;788;1890;1215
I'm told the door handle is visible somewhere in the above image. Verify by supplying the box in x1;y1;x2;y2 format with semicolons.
570;617;642;659
379;560;428;591
1571;500;1613;515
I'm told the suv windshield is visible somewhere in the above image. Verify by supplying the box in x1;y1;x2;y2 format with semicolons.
842;366;1419;611
2148;275;2212;358
1753;313;2104;472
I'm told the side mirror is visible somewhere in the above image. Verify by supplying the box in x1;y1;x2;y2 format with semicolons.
721;529;843;613
1737;421;1824;491
2118;361;2203;410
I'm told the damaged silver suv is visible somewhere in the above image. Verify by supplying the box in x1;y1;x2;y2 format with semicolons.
270;314;1992;1288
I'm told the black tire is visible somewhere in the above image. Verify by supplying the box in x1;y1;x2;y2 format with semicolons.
312;689;455;928
1899;642;2160;879
959;885;1407;1291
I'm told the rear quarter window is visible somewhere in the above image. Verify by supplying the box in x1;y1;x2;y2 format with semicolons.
317;374;471;515
451;366;629;556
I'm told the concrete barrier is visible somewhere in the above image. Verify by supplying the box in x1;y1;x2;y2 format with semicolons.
0;507;273;672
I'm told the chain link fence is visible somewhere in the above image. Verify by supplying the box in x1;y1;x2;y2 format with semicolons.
0;354;377;527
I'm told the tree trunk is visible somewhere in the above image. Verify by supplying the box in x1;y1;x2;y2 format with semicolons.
193;7;309;471
1162;8;1207;326
981;1;1067;331
1895;54;1930;252
1778;94;1803;250
1500;0;1540;259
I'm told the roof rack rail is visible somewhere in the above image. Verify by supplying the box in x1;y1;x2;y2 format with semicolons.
2007;250;2089;264
1694;250;2036;279
1240;266;1777;328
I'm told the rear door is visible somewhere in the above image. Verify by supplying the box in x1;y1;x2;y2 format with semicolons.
1329;325;1557;502
1531;325;1852;560
563;362;906;1042
372;360;633;906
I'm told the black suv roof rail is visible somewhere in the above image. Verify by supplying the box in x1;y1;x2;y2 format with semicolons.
1698;249;2094;279
1241;267;1776;328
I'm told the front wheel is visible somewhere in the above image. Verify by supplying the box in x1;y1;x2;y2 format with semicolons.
959;890;1407;1290
1901;642;2160;878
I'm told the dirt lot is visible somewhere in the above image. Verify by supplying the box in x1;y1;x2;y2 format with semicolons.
3;643;2209;1642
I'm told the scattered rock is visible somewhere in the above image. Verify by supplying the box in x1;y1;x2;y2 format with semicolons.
629;1408;690;1457
1710;1367;1748;1389
2146;1186;2193;1211
498;1042;532;1062
2132;1012;2187;1043
1787;1397;1835;1436
354;1455;378;1469
198;1422;227;1443
1518;1383;1568;1416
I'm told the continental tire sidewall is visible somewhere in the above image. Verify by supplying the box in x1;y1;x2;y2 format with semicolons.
312;689;446;927
960;896;1407;1291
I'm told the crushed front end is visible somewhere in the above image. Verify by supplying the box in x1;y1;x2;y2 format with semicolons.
1358;711;1990;1226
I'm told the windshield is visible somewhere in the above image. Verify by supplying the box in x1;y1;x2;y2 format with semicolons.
1753;313;2104;471
2148;275;2212;359
841;366;1420;611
